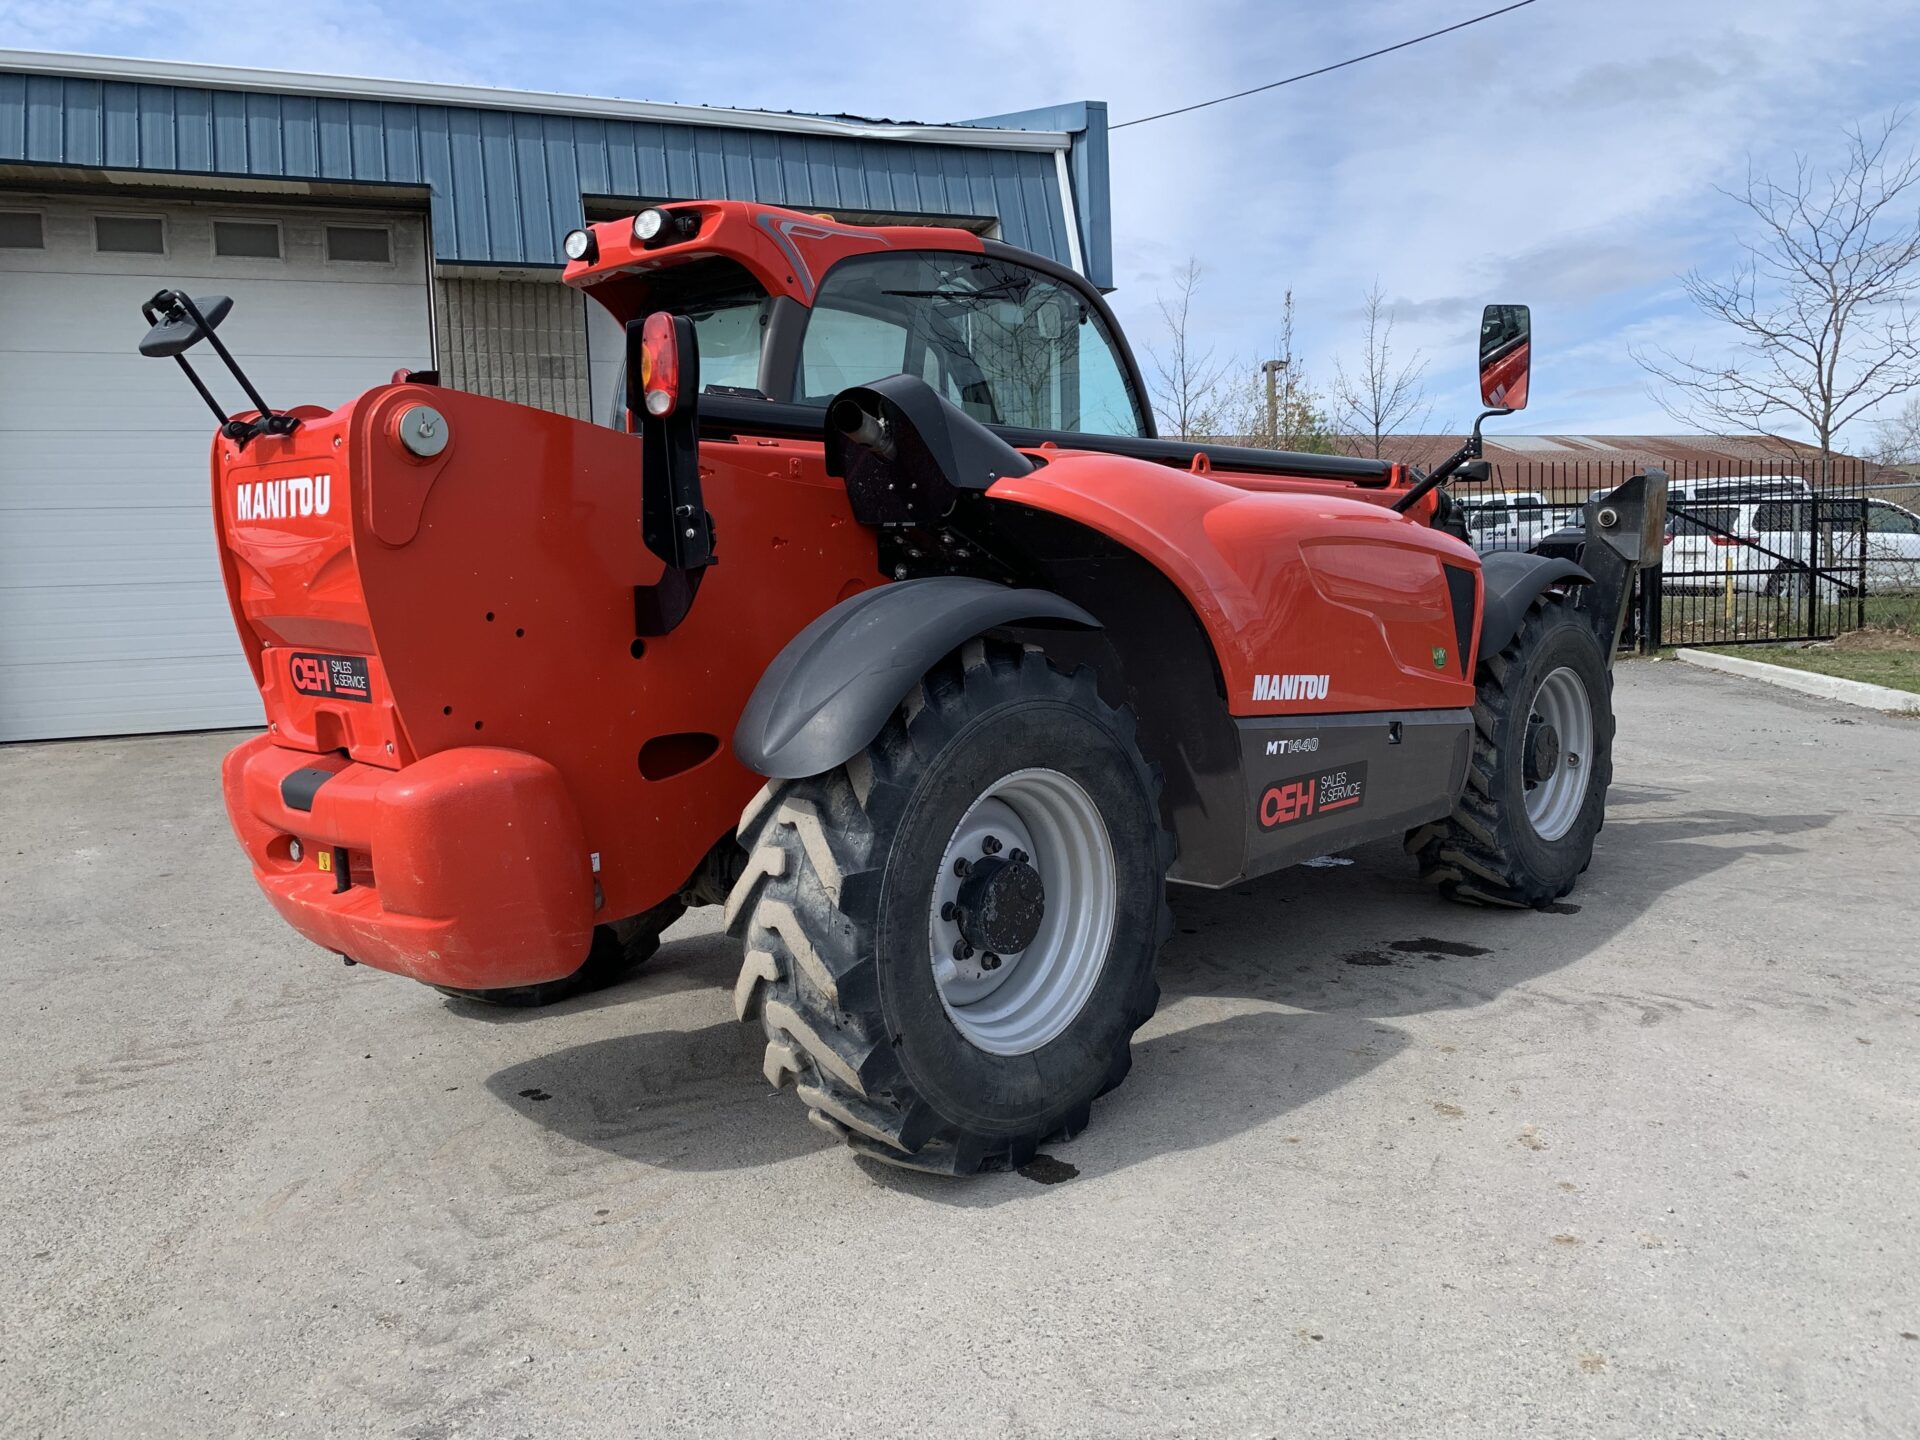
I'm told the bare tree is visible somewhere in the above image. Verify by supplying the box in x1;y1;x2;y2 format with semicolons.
1144;259;1229;439
1870;392;1920;466
1328;281;1431;459
1637;114;1920;481
1206;292;1337;452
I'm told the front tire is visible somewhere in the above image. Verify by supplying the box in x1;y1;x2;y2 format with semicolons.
727;641;1170;1174
1410;594;1612;908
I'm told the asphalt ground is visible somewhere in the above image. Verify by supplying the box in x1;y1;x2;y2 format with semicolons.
3;658;1916;1438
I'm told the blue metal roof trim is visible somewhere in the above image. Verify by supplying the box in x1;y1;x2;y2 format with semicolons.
0;67;1085;273
962;100;1111;290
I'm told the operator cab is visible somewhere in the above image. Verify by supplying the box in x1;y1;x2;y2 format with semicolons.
568;202;1152;442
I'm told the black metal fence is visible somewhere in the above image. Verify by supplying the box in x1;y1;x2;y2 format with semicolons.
1457;458;1918;649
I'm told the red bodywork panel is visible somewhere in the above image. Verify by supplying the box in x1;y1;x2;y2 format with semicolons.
214;387;875;987
991;453;1480;715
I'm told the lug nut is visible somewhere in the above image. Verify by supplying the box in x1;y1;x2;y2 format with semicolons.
940;901;956;922
981;952;1001;971
982;835;1002;855
953;858;971;877
1010;848;1029;864
952;939;973;961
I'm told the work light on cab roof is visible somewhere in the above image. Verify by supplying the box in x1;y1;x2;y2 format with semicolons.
632;207;697;248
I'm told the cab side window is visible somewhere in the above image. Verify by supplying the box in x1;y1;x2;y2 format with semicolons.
798;252;1146;437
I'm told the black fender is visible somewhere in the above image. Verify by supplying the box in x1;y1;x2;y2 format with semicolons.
1478;550;1592;660
733;576;1100;779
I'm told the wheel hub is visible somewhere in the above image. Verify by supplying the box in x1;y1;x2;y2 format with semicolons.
954;855;1046;955
1524;719;1562;785
1522;665;1594;843
927;769;1117;1056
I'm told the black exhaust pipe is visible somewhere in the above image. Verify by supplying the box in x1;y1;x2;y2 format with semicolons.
828;396;896;460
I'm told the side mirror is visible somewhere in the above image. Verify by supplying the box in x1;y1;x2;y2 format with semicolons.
139;290;233;358
1478;303;1530;410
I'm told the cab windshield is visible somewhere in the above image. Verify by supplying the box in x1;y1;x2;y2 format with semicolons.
796;253;1145;437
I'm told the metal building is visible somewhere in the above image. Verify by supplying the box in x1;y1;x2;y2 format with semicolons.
0;51;1111;741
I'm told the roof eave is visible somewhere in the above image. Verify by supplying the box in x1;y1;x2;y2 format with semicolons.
0;49;1072;152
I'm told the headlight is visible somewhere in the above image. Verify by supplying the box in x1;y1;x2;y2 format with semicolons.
632;208;696;248
562;228;597;263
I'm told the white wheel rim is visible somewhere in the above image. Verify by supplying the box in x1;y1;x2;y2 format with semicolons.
927;767;1117;1056
1525;666;1593;842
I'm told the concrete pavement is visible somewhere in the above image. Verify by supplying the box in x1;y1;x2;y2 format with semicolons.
3;660;1916;1438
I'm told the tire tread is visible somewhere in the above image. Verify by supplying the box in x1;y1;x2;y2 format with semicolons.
1411;594;1612;910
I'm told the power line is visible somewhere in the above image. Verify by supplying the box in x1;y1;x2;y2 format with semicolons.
1111;1;1541;131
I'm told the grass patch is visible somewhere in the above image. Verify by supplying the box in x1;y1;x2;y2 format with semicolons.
1863;594;1920;636
1698;630;1920;694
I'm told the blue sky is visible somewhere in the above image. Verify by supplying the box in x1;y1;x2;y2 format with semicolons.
11;0;1920;442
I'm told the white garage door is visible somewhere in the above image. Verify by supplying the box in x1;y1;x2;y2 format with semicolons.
0;194;433;742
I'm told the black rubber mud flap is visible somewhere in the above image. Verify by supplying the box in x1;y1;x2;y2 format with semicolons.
1478;551;1591;659
733;576;1099;779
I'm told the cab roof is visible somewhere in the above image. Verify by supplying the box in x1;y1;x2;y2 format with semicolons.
561;200;987;322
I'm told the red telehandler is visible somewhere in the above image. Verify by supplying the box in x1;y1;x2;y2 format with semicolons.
139;201;1665;1173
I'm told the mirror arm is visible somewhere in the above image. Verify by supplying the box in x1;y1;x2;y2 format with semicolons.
142;290;298;445
167;353;233;430
195;316;288;436
1392;407;1511;514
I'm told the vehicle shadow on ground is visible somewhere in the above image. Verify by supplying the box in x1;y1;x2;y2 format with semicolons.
485;798;1834;1198
434;935;742;1025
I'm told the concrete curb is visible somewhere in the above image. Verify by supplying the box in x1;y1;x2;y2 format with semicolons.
1675;648;1920;713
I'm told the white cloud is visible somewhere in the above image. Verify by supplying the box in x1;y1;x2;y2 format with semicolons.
12;0;1920;439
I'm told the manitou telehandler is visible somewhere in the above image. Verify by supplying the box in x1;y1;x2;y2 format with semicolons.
140;201;1665;1174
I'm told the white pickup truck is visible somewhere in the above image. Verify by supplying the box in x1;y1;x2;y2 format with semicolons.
1461;491;1553;552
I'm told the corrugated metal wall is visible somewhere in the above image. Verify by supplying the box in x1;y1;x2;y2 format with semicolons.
0;71;1075;271
435;276;592;420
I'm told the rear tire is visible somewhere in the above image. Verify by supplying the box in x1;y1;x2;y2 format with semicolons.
1409;594;1611;908
433;897;685;1007
726;640;1170;1174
